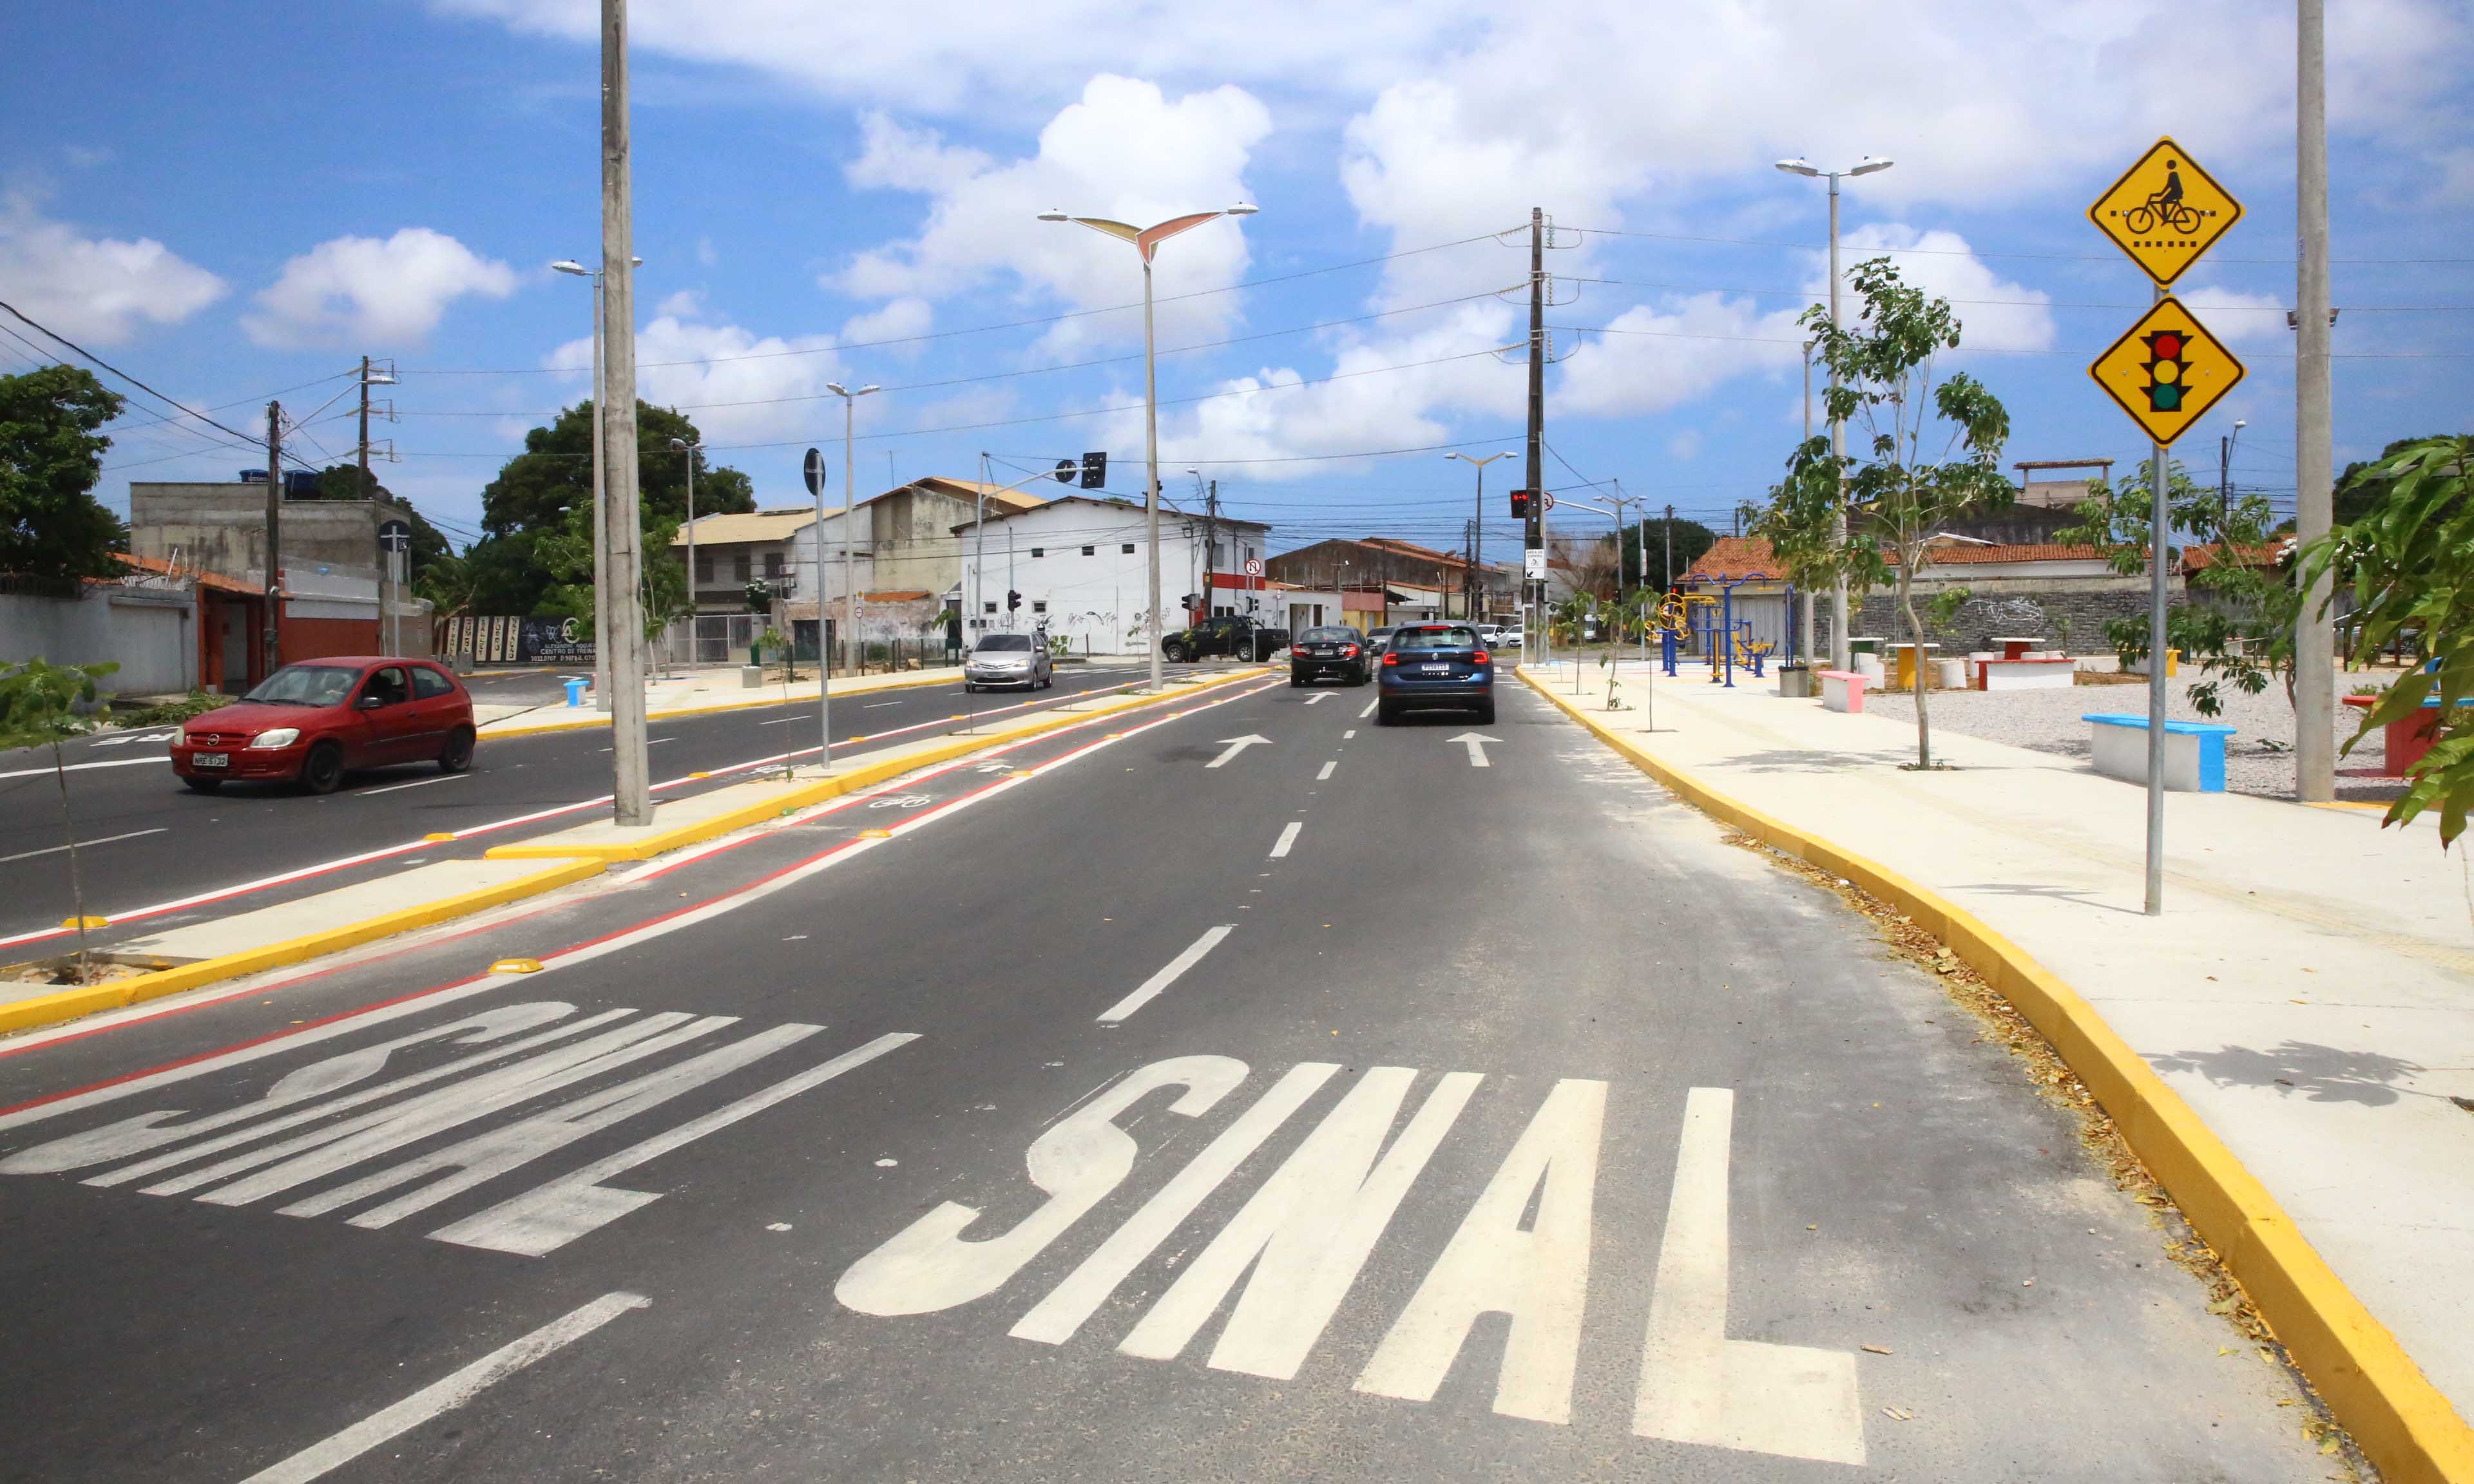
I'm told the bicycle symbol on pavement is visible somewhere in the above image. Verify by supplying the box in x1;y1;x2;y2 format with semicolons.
868;794;934;810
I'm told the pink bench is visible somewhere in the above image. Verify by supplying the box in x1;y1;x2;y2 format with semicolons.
1817;669;1866;713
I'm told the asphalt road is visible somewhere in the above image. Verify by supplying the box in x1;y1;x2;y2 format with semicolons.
0;663;1154;953
0;675;2330;1481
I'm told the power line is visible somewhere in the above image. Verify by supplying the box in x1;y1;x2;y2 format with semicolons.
1563;224;2474;266
0;298;269;454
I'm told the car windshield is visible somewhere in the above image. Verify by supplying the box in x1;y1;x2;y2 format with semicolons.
975;634;1033;652
242;665;360;707
1390;627;1481;652
1300;627;1356;643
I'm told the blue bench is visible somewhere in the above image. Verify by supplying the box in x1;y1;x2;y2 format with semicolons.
2082;713;2238;792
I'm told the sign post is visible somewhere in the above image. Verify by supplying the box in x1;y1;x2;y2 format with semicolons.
2086;137;2244;916
803;447;830;770
377;519;412;658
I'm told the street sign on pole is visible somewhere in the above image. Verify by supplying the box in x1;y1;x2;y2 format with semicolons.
2087;137;2244;287
1523;549;1547;579
376;519;411;554
1538;491;1557;513
1243;557;1263;578
803;446;829;770
803;447;826;497
2087;298;2247;446
1053;458;1078;484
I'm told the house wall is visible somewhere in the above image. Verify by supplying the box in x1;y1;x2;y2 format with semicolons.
956;504;1253;655
1818;573;2180;656
129;482;401;587
0;589;198;696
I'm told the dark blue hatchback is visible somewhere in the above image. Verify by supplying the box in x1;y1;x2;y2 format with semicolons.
1375;622;1494;725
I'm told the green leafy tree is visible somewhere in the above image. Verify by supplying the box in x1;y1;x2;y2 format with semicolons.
2057;457;2294;717
0;659;117;981
1611;517;1718;589
2335;435;2466;528
1741;450;1859;662
0;365;129;582
2297;435;2474;845
1799;257;2013;768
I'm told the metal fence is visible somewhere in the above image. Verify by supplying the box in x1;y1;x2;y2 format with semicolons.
655;614;963;675
657;614;763;668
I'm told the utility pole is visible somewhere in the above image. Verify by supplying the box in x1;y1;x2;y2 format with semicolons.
1524;207;1546;647
263;402;282;678
2294;0;2335;803
358;356;372;488
1663;503;1674;591
600;0;651;825
1827;172;1850;674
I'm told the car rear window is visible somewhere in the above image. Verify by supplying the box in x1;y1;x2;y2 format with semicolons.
975;634;1033;652
242;665;358;707
1300;627;1356;643
1390;626;1481;651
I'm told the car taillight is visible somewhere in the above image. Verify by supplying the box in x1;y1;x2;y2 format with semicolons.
1341;644;1359;657
1472;649;1491;664
1382;651;1399;666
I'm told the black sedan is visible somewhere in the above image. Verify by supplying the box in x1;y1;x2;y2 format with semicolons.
1289;625;1370;687
1375;622;1494;723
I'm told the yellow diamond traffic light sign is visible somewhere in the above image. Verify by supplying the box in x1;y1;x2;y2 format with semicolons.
2087;137;2243;285
2089;297;2245;446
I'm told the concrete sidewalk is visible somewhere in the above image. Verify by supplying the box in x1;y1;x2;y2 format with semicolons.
1522;657;2474;1483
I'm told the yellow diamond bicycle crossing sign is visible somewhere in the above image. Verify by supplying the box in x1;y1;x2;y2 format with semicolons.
2087;137;2242;285
2088;296;2245;446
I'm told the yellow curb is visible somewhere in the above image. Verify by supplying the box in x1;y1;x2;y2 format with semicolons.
1521;667;2474;1484
477;667;959;740
0;858;605;1040
483;669;1261;863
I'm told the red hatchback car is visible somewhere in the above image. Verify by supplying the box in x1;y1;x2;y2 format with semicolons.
171;658;477;794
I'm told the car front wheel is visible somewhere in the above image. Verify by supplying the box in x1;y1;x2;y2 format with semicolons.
437;725;475;774
298;741;345;795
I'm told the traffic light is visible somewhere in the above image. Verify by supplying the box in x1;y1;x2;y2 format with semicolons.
1079;452;1108;489
1006;590;1022;612
1509;489;1533;520
2142;328;2187;413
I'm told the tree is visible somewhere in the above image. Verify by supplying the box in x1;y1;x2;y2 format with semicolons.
2298;435;2474;845
2335;435;2466;527
2056;457;2295;717
1801;258;2013;768
1741;450;1855;661
0;365;128;582
1611;517;1717;589
0;659;117;982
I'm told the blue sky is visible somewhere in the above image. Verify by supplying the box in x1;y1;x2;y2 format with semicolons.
2;0;2468;564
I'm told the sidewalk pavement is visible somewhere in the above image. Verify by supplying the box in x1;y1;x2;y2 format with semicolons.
472;665;961;737
1522;657;2474;1484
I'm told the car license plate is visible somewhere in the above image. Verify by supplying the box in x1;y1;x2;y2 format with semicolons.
193;752;229;768
1421;663;1450;673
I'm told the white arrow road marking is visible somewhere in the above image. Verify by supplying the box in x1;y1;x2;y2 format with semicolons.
1096;925;1234;1024
1269;821;1302;859
1632;1088;1865;1466
1205;734;1271;768
237;1289;649;1483
1450;732;1501;768
1303;693;1330;705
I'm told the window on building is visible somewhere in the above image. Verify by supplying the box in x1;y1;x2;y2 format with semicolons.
733;552;752;582
1031;600;1048;614
1211;542;1224;564
764;552;784;578
1080;545;1095;556
983;601;997;614
1030;547;1044;558
1121;543;1136;554
694;554;713;584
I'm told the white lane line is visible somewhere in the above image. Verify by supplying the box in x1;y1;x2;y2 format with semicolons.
0;827;166;864
356;774;472;797
1096;925;1234;1023
1303;693;1330;705
757;714;805;725
864;700;905;709
237;1290;649;1483
0;756;166;781
1317;761;1336;781
1343;729;1356;739
1359;699;1378;718
1269;821;1303;859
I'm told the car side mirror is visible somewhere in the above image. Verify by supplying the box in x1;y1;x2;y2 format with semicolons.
357;694;385;710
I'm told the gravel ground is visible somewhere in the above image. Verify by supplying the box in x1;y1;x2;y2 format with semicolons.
1863;665;2417;802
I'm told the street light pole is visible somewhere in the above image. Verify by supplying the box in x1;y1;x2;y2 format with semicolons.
1040;202;1259;694
826;383;880;680
1446;450;1517;624
1776;154;1892;672
553;253;641;711
669;437;698;664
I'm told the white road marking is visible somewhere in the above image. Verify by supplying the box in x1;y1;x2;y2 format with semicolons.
1343;729;1355;739
1012;1062;1338;1345
1450;732;1501;767
356;773;472;797
838;1056;1249;1317
1205;734;1271;768
1118;1066;1481;1378
1356;1078;1604;1424
85;730;176;748
431;1031;917;1255
1359;699;1379;718
236;1290;649;1483
1269;821;1302;859
0;756;166;781
1632;1087;1865;1466
0;827;167;864
1303;692;1330;705
1096;925;1235;1023
865;699;905;709
1316;761;1336;781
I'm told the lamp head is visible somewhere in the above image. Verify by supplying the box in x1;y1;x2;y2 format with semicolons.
1038;209;1070;222
1849;157;1894;176
2233;419;2247;430
859;384;881;395
826;382;847;396
1774;158;1820;178
1225;202;1260;216
549;260;588;276
669;437;693;451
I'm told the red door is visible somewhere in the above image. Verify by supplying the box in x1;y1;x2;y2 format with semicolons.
350;665;421;765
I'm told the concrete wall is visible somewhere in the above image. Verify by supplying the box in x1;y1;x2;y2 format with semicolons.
0;589;197;696
1817;574;2178;657
129;482;403;588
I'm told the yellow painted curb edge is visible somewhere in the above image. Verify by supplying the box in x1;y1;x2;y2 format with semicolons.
0;858;606;1040
484;668;1261;863
1520;668;2474;1484
478;666;959;740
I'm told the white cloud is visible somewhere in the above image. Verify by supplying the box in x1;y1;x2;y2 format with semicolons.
653;288;705;319
1559;294;1807;419
1830;225;2055;354
549;310;850;450
0;193;224;345
244;228;517;348
840;296;933;354
834;77;1270;354
2176;285;2292;345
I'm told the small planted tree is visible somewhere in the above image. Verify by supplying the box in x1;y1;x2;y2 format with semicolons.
1800;258;2013;768
0;660;118;982
1742;452;1857;665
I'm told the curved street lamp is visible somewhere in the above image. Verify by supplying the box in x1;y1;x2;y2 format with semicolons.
823;382;881;685
1446;450;1519;622
1038;203;1259;693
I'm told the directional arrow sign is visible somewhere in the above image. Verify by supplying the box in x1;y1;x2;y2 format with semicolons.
1205;734;1271;768
1449;732;1501;768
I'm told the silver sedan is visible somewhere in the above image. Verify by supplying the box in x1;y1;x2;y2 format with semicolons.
963;633;1054;690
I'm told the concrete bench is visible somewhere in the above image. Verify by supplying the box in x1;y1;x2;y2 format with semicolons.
1978;656;2076;691
1818;669;1867;714
2083;712;2237;792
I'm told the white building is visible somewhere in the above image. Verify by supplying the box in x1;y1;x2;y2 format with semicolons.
953;496;1271;655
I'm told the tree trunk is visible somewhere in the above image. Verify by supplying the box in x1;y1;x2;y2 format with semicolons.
1901;567;1932;768
52;739;90;983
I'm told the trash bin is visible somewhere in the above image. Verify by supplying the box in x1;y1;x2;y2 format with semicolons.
562;677;588;707
741;665;765;689
1776;662;1812;699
